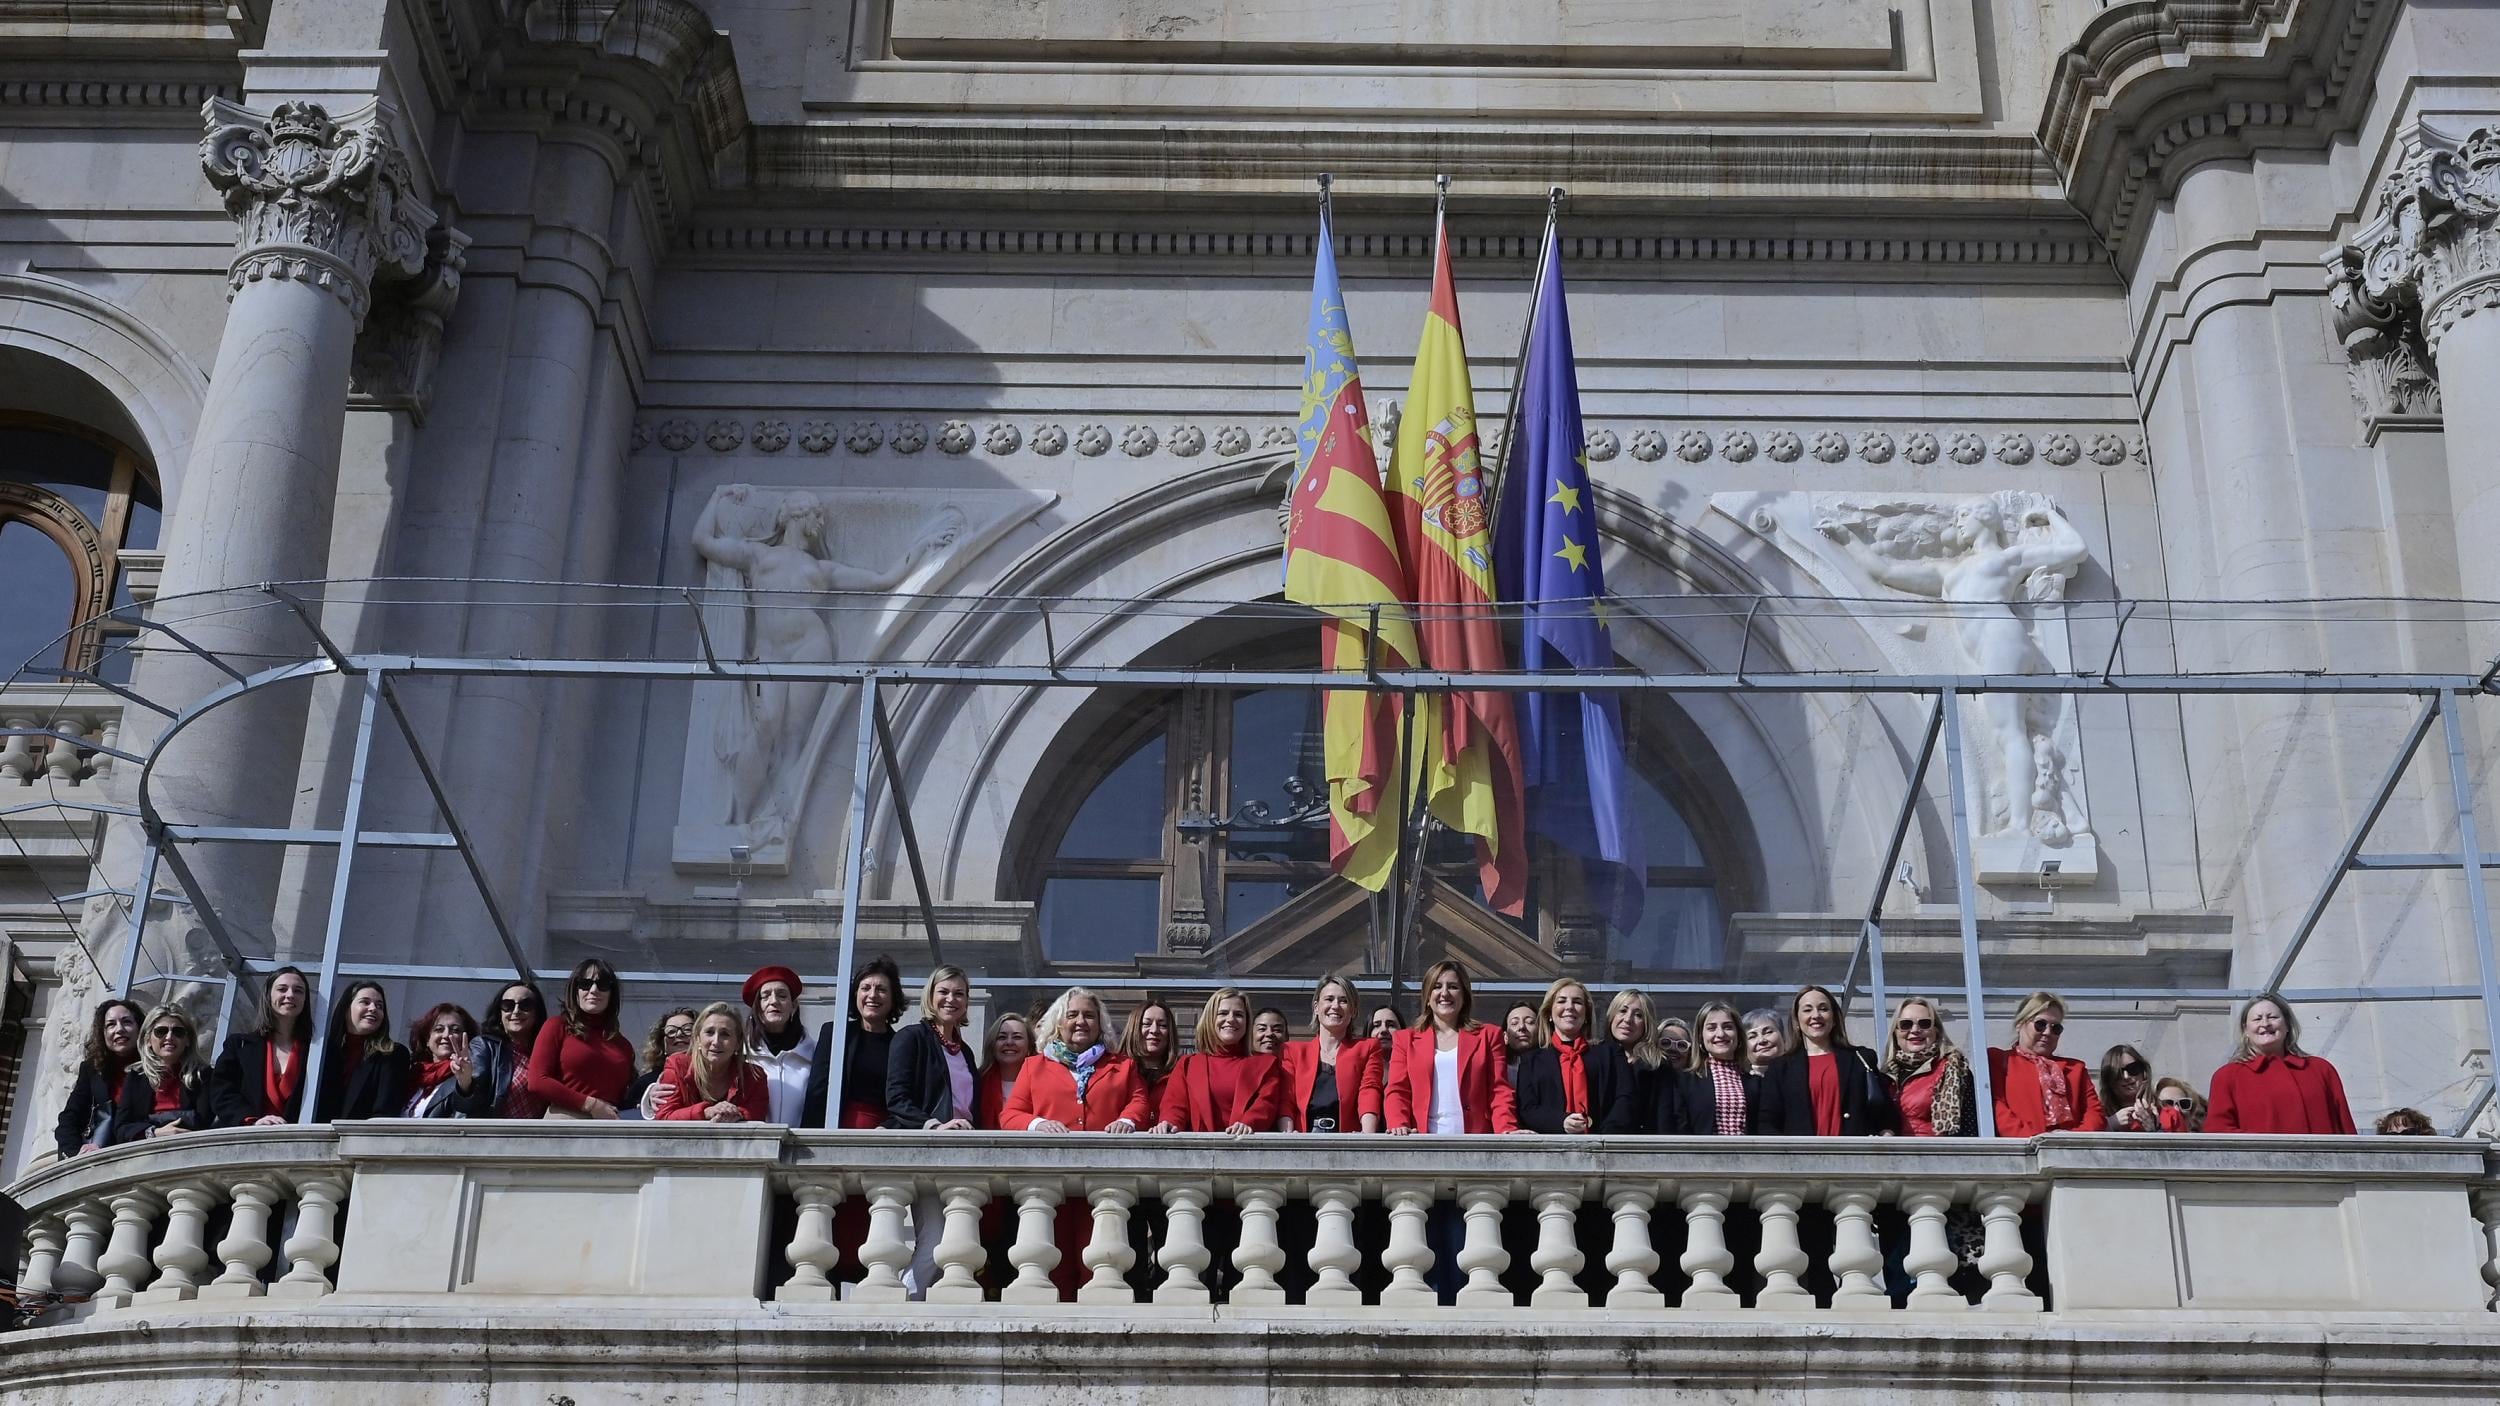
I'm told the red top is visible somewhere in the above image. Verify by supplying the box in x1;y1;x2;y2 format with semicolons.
1897;1063;1944;1137
1987;1047;2109;1136
152;1071;187;1113
976;1062;1020;1131
1806;1050;1843;1137
1001;1054;1150;1132
525;1020;635;1112
2205;1053;2355;1134
1166;1050;1286;1133
263;1040;303;1118
1385;1025;1519;1134
653;1052;771;1122
1280;1036;1385;1130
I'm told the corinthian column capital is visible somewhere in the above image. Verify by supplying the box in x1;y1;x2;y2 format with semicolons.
199;97;439;328
2326;121;2500;363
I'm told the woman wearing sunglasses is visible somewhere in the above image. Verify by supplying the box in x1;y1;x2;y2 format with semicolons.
462;980;549;1118
2153;1076;2206;1132
1987;990;2105;1136
2097;1043;2180;1132
1881;996;1976;1137
105;1004;213;1143
629;1007;698;1118
526;958;634;1119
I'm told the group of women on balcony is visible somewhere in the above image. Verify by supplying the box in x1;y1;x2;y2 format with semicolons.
51;954;2370;1164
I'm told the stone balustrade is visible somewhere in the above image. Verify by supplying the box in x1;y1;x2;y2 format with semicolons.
10;1125;2499;1330
0;693;119;788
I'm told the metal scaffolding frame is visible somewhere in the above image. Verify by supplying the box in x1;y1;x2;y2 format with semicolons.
18;584;2498;1135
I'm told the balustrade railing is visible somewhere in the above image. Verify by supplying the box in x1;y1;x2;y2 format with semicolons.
9;1125;2498;1328
0;690;120;789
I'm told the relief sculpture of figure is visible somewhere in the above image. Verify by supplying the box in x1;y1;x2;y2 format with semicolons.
692;486;964;848
1816;491;2087;839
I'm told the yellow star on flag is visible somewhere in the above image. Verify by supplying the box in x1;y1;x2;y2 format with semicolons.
1590;596;1614;631
1548;482;1582;515
1555;536;1589;573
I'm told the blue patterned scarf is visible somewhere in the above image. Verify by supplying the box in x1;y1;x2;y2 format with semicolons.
1046;1040;1105;1099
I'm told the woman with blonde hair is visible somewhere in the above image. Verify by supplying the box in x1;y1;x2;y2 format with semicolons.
655;1002;769;1122
1385;959;1519;1134
1986;990;2105;1136
2153;1076;2206;1132
1758;984;1896;1136
105;1003;212;1143
1003;986;1148;1133
887;964;981;1131
2204;994;2354;1133
1596;988;1668;1134
1512;978;1634;1134
1882;996;1976;1137
1280;972;1384;1133
1162;986;1286;1134
1669;1000;1762;1134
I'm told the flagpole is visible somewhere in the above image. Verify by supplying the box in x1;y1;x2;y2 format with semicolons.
1480;185;1565;552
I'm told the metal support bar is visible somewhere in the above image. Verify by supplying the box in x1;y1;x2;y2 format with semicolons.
1842;696;1944;1029
2349;853;2480;871
1038;599;1061;674
684;589;725;675
1940;688;1998;1137
0;728;148;767
112;836;162;999
161;824;459;850
131;617;249;683
214;973;239;1052
2264;694;2442;995
152;835;257;989
1733;595;1766;684
2448;1078;2493;1137
0;800;140;819
264;584;355;673
871;687;944;965
374;676;532;983
2436;688;2500;1146
2098;601;2138;683
297;676;382;1125
54;668;180;718
825;676;882;1125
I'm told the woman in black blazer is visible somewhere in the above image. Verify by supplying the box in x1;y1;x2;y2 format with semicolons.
1511;978;1638;1134
105;1004;213;1145
1594;988;1671;1134
314;980;415;1122
1755;985;1897;1136
210;966;316;1127
54;997;142;1158
887;965;981;1129
1667;1001;1765;1134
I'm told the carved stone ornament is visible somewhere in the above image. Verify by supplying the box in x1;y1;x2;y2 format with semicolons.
1584;428;1621;462
2325;121;2500;424
349;222;470;413
201;98;440;329
1629;429;1668;462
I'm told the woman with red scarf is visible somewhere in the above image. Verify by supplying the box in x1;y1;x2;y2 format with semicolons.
1386;960;1520;1135
1986;990;2106;1136
105;1004;212;1144
1162;988;1286;1133
2205;995;2355;1134
1279;973;1385;1133
1511;978;1635;1134
403;1002;482;1117
56;998;140;1156
655;1003;771;1121
210;966;315;1127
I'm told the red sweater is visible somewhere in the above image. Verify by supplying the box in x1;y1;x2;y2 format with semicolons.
2205;1053;2355;1134
525;1021;634;1112
653;1052;771;1122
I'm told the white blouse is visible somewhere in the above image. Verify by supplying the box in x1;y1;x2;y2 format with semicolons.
1430;1045;1464;1134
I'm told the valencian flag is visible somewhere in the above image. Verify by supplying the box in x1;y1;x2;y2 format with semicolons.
1384;208;1528;916
1284;203;1421;893
1494;224;1643;934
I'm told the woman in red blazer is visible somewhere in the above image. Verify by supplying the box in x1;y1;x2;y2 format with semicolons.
1386;959;1520;1135
1120;999;1180;1133
1160;987;1286;1134
2205;995;2355;1134
1280;973;1385;1132
1003;988;1148;1133
655;1002;770;1122
1986;990;2108;1136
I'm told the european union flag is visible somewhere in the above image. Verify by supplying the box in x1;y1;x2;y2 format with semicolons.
1493;228;1643;935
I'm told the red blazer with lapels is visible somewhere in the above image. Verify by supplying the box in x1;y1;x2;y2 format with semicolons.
1280;1036;1385;1131
1164;1050;1286;1132
1386;1024;1519;1133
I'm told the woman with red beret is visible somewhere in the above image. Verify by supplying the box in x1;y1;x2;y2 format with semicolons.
1280;972;1385;1132
1385;959;1519;1135
1163;987;1286;1134
655;1003;770;1121
1985;990;2106;1137
2205;995;2355;1134
742;964;815;1125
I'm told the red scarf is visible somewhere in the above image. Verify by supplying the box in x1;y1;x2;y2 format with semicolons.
1552;1034;1589;1118
414;1057;461;1091
152;1069;188;1113
263;1039;303;1116
2015;1047;2074;1129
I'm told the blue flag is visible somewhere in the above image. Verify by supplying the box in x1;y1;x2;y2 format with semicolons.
1493;228;1643;936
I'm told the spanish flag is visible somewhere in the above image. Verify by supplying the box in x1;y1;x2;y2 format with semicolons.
1384;209;1528;916
1284;205;1422;893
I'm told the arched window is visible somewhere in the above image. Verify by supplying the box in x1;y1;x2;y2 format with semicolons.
0;414;158;678
1022;638;1741;976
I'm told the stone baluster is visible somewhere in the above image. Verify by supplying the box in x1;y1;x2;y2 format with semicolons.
1455;1182;1512;1306
2474;1186;2500;1310
1976;1185;2043;1311
273;1176;346;1299
776;1180;841;1303
43;719;86;784
1153;1181;1214;1304
1898;1186;1961;1309
925;1183;990;1304
1527;1181;1587;1307
88;713;117;781
1601;1186;1664;1309
53;1200;109;1297
852;1179;916;1303
1826;1186;1886;1309
137;1181;219;1303
19;1216;65;1302
205;1177;282;1299
1378;1181;1437;1306
1001;1180;1064;1305
1751;1188;1813;1309
1675;1184;1740;1308
0;718;36;784
96;1187;165;1305
1231;1182;1288;1308
1305;1181;1364;1308
1076;1181;1138;1304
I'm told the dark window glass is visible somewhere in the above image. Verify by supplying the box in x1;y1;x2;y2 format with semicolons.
0;520;77;673
1039;876;1162;963
0;428;115;525
1054;732;1166;860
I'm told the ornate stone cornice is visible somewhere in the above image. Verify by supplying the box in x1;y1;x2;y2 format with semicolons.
350;222;471;416
200;97;442;327
2040;0;2398;264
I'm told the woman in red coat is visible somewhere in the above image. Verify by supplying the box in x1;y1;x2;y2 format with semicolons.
1280;973;1385;1132
1386;959;1519;1135
1987;990;2107;1136
1120;999;1180;1133
1002;988;1148;1132
2205;995;2355;1134
655;1003;770;1122
1160;988;1286;1134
